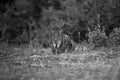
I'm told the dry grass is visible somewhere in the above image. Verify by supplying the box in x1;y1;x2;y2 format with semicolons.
0;43;120;80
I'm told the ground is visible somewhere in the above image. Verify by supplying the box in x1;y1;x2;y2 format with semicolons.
0;43;120;80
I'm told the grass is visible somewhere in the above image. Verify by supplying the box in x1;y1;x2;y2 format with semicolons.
0;43;120;80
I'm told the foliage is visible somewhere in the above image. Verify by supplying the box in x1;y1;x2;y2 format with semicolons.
108;28;120;46
0;0;120;51
88;29;108;48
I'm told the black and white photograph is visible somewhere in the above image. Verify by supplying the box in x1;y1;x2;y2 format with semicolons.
0;0;120;80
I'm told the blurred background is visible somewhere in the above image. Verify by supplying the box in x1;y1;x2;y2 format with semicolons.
0;0;120;53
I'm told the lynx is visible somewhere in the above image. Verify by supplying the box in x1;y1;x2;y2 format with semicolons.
50;30;75;54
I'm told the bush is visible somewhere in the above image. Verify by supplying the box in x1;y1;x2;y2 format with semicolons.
88;29;108;48
108;28;120;46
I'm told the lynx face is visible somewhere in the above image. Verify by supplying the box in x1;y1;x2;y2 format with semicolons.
50;34;75;54
50;32;65;54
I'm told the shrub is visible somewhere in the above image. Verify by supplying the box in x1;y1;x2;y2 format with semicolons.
108;28;120;46
88;29;108;48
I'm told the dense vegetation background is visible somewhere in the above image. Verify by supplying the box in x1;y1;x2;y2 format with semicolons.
0;0;120;51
